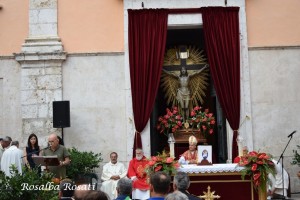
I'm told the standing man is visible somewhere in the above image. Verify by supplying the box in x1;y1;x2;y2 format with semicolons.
173;172;201;200
0;136;12;166
101;152;127;199
42;133;70;179
127;148;150;199
149;171;171;200
1;141;23;177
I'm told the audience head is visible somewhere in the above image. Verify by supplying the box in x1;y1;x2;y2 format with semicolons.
59;178;75;198
73;184;91;200
165;191;189;200
173;172;190;191
117;177;132;196
27;133;39;149
150;171;171;196
135;148;144;160
11;141;19;148
48;133;60;150
83;190;109;200
110;152;118;164
2;136;12;148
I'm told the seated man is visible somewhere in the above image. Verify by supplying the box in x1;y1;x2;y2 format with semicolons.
127;148;150;199
178;136;198;164
101;152;127;199
233;146;248;164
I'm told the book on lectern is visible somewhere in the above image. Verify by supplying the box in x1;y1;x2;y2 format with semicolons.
32;155;60;167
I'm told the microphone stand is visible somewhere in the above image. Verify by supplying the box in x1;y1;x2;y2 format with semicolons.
276;131;296;199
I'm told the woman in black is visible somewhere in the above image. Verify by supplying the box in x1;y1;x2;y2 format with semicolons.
24;133;41;171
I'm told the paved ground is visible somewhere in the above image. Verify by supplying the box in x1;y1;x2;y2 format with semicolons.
290;193;300;199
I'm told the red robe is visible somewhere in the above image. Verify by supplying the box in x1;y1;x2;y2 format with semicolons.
181;150;198;163
127;156;150;190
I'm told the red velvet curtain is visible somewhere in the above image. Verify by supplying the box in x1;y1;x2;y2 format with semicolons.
128;9;168;156
200;7;241;160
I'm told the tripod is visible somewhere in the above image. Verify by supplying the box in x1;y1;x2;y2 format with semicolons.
274;130;296;199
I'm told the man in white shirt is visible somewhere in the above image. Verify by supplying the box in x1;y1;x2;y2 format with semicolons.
1;141;23;177
101;152;127;199
268;159;289;199
0;136;12;166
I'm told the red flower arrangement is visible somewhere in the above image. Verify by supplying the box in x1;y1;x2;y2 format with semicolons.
188;106;216;138
145;151;180;177
156;107;183;136
240;151;275;192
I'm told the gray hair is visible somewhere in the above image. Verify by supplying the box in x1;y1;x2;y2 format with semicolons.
3;136;12;142
165;191;189;200
117;178;132;196
173;172;190;190
11;141;19;146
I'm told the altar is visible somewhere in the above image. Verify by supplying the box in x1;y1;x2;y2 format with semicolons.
177;164;259;200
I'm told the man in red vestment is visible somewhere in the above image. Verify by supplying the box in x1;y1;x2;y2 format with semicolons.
127;148;150;199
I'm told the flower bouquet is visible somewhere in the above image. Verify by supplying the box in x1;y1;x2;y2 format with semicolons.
188;106;215;139
156;107;183;136
145;151;180;177
240;151;275;193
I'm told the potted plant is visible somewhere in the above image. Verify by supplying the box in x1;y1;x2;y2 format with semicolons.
291;145;300;177
66;147;103;185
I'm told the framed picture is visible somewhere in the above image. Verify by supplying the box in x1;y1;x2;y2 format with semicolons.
197;145;212;164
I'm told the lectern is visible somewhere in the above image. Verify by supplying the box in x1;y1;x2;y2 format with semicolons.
32;156;59;172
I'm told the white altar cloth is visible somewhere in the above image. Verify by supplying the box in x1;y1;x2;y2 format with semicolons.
177;163;244;174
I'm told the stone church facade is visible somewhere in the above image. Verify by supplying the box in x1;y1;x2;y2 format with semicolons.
0;0;300;192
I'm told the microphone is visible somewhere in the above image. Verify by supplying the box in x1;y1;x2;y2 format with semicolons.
288;130;296;138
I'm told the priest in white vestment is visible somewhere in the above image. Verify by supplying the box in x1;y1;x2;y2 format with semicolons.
1;141;23;177
101;152;127;199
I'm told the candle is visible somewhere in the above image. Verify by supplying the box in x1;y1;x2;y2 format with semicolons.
170;143;175;158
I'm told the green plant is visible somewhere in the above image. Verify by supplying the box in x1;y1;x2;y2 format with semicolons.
291;145;300;167
0;166;58;200
66;147;103;179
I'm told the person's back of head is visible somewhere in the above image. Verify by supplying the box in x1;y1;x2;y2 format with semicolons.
117;177;132;196
173;172;190;191
165;191;189;200
73;184;92;200
11;141;19;148
150;171;171;195
83;190;109;200
59;178;75;199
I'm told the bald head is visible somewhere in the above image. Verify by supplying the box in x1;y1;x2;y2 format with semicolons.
48;133;59;149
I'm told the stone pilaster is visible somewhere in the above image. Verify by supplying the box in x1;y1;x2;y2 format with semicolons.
15;0;66;143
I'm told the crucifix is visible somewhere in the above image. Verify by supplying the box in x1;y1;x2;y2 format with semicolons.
199;186;221;200
162;45;208;122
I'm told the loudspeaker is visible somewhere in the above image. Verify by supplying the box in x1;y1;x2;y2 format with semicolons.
53;101;70;128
